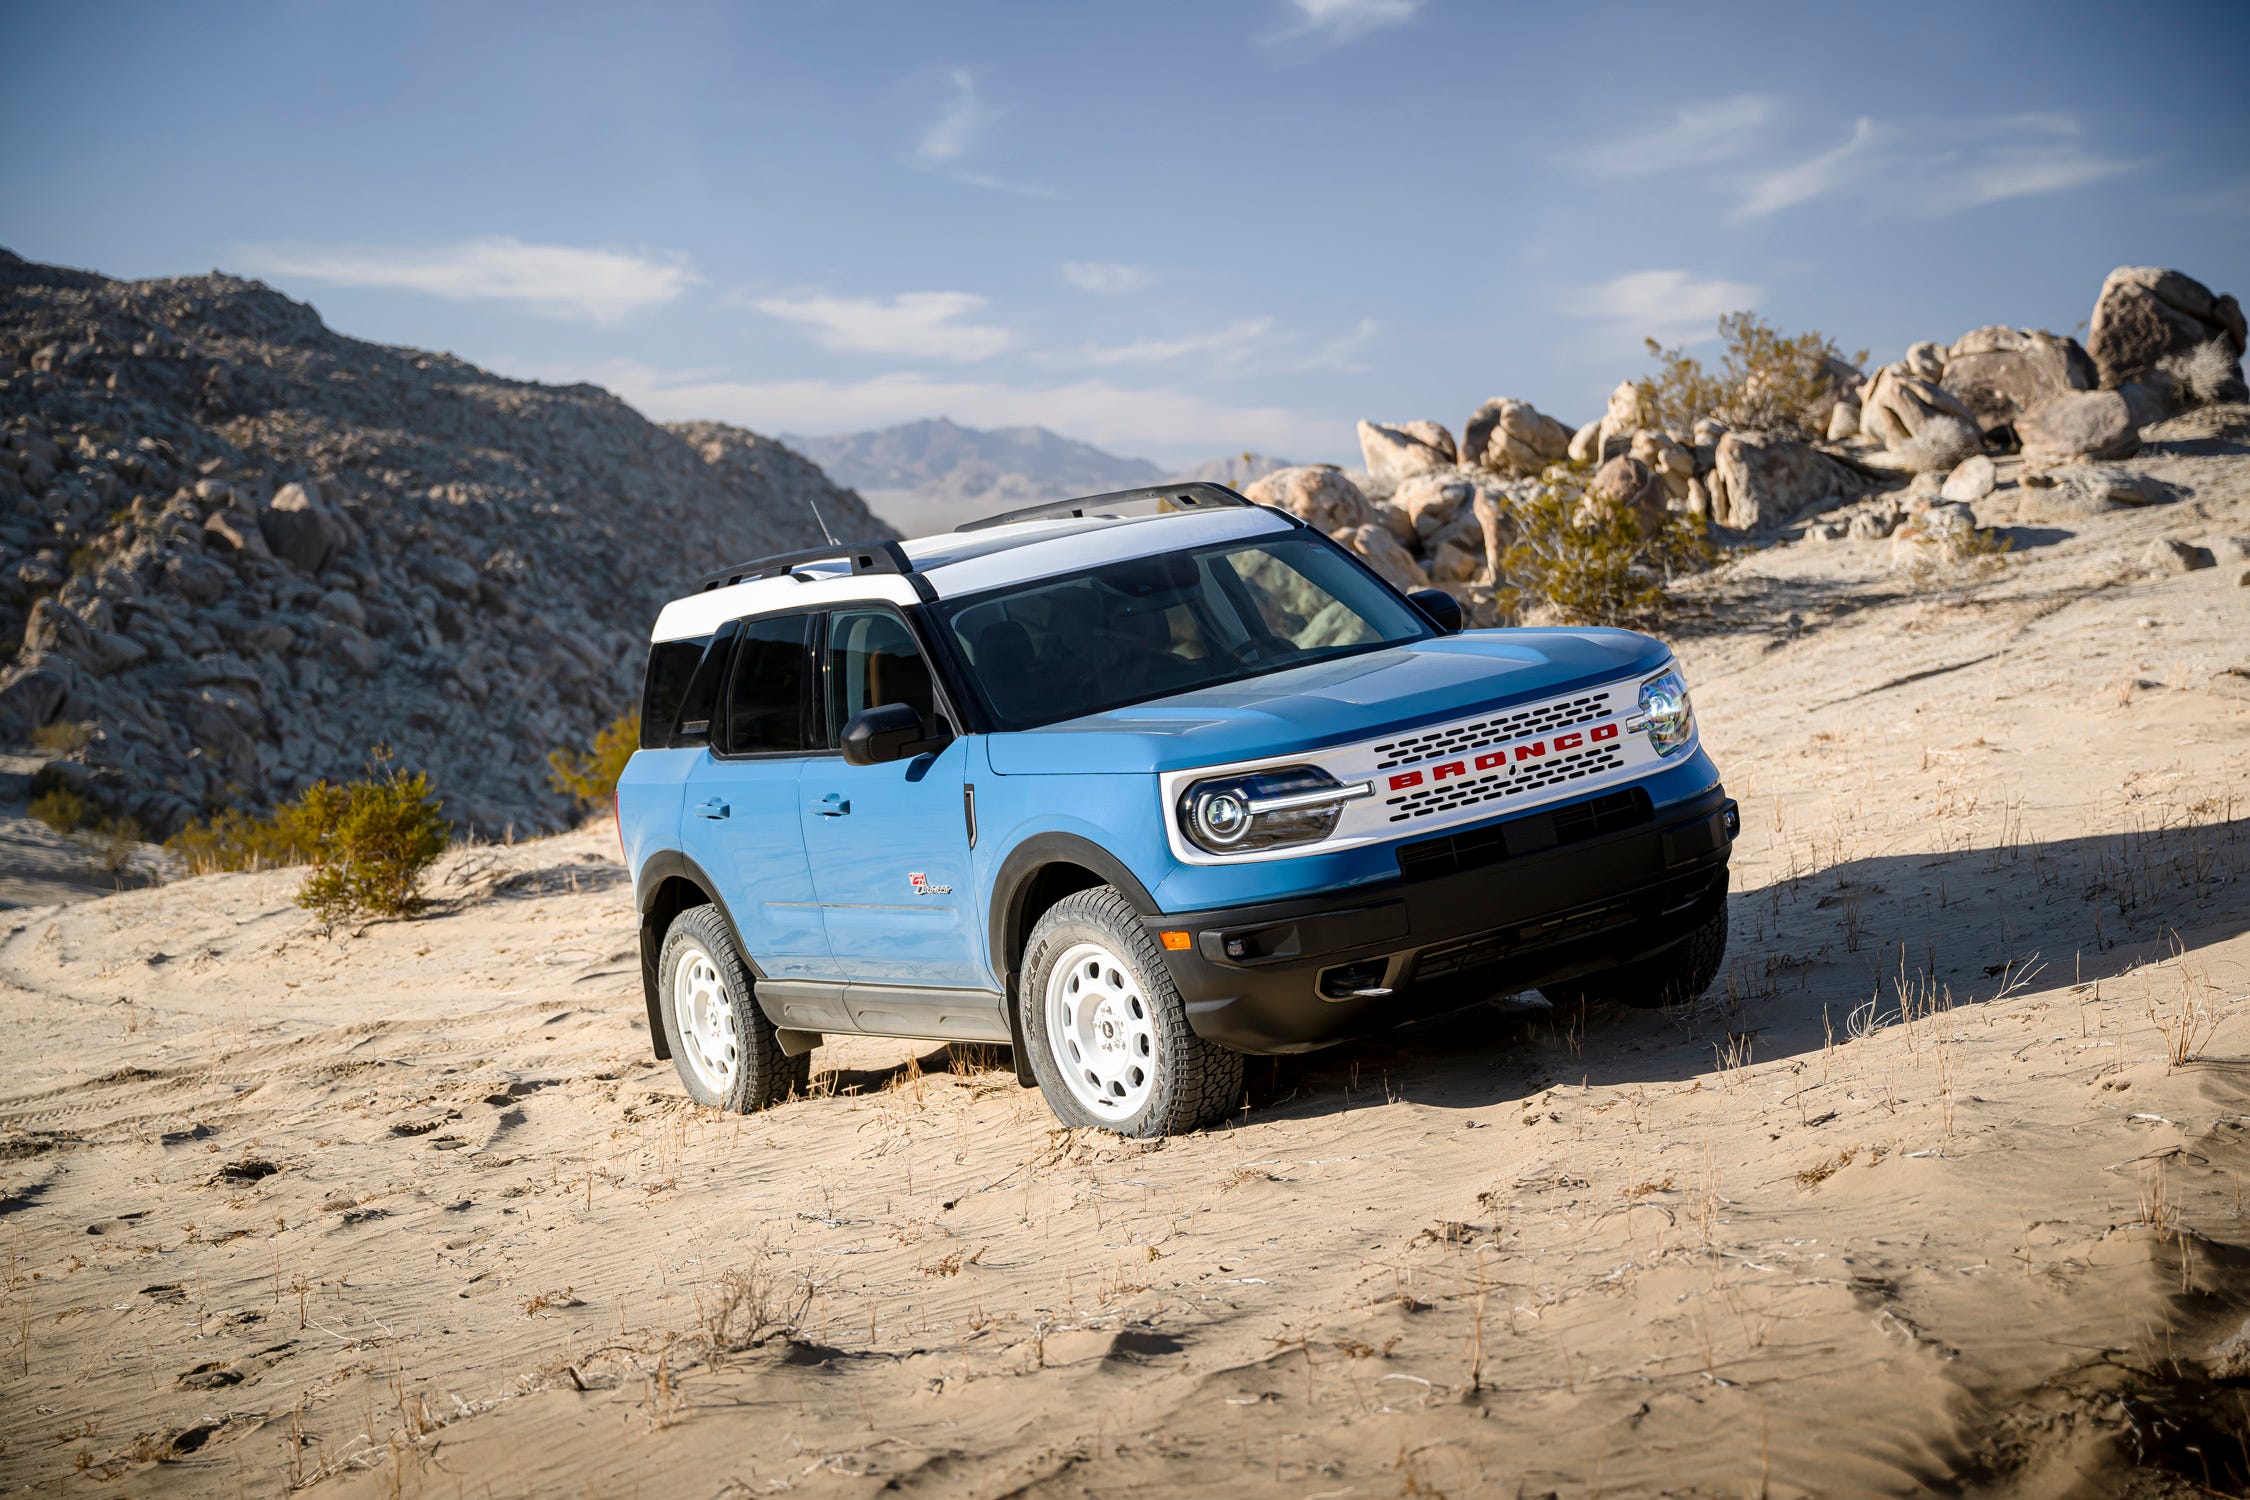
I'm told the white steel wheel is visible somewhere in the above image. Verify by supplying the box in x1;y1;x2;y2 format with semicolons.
671;942;739;1096
1043;940;1159;1120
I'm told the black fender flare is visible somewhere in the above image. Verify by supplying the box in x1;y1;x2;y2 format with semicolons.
633;851;768;1058
986;830;1161;990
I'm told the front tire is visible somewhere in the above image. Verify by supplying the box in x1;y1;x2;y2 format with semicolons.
657;905;808;1112
1020;886;1242;1137
1542;901;1729;1011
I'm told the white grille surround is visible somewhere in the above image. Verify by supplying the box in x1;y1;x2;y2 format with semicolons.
1157;667;1688;866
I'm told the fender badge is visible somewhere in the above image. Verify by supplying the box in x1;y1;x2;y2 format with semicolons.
909;872;952;896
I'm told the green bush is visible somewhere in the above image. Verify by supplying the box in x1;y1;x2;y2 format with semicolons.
29;783;87;834
1639;312;1867;439
1499;465;1717;627
165;753;451;924
547;713;638;810
293;759;451;925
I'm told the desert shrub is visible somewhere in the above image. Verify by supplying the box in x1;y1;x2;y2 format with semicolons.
2158;339;2242;406
1640;312;1867;438
546;713;638;810
166;752;451;923
30;721;91;755
29;783;87;834
293;758;451;925
1499;465;1717;627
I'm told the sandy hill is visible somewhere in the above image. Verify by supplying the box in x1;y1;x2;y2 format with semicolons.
0;409;2245;1496
0;249;890;836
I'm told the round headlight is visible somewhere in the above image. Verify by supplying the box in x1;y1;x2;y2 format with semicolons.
1638;668;1695;756
1192;788;1252;846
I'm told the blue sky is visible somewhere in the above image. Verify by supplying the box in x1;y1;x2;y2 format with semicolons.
5;0;2247;467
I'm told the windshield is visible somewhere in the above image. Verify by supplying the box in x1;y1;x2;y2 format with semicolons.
935;531;1435;731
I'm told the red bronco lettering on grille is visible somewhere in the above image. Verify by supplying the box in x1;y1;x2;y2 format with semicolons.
1382;716;1622;796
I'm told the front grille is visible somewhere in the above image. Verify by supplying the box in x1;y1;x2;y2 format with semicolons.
1372;692;1609;770
1384;744;1624;823
1396;787;1652;880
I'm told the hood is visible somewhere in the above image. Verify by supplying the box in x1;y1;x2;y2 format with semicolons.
985;627;1672;775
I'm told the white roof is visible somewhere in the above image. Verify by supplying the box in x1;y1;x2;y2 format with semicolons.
651;505;1296;641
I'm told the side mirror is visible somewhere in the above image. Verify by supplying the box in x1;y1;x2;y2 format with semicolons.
1408;588;1464;634
841;702;950;766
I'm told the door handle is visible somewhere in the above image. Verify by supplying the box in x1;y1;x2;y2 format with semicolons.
810;793;851;817
694;798;730;820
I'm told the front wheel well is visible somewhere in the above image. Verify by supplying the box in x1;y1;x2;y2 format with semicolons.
639;874;715;1061
1007;862;1107;983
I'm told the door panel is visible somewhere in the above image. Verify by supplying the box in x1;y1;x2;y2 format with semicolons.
678;611;831;982
802;606;984;991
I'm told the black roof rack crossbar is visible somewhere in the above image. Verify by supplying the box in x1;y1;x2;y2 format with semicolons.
955;481;1279;533
699;538;914;592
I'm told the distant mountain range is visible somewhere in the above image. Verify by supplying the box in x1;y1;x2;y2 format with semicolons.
783;417;1293;534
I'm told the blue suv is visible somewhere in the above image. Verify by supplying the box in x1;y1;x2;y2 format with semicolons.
619;484;1736;1136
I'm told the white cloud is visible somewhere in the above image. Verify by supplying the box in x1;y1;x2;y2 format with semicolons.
741;290;1013;362
1572;95;1777;177
1057;318;1275;369
238;236;697;324
914;68;990;165
1567;270;1762;343
1061;261;1154;295
1935;144;2132;211
1736;118;1882;219
1270;0;1421;45
516;359;1339;465
1285;317;1381;374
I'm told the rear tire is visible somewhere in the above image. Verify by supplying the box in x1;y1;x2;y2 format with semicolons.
1542;901;1729;1011
1019;886;1242;1137
657;905;808;1112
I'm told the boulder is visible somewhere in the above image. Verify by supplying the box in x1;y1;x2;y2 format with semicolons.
1367;498;1417;548
1472;487;1516;588
1356;421;1455;487
1464;399;1572;475
1567;418;1602;465
1940;326;2096;434
163;551;233;605
315;588;367;630
0;658;69;730
1706;432;1870;531
411;552;483;601
2142;537;2214;574
1860;366;1984;473
260;481;347;573
2087;265;2247;392
1391;472;1478;544
1629;429;1694;498
1904;342;1948;381
1588;455;1670;527
1939;454;1996;503
1333;523;1430;593
1246;465;1374;533
1826;400;1861;442
202;507;272;559
1424;511;1487;585
1596;381;1652;462
2016;390;2139;469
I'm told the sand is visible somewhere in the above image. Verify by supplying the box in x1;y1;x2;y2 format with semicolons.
3;421;2249;1498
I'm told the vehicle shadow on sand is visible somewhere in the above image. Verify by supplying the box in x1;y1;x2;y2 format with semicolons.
1243;814;2250;1123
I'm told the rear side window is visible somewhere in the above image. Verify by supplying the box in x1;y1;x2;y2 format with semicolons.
723;614;812;754
638;636;709;749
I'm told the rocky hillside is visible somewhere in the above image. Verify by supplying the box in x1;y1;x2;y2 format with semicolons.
0;249;891;837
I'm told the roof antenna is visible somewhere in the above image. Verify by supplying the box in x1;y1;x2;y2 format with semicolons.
806;494;839;547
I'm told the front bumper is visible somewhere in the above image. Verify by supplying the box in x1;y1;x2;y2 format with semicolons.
1147;783;1737;1052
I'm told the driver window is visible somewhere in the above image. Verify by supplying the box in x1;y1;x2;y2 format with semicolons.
823;608;938;743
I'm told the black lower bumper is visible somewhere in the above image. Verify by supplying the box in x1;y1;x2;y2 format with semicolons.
1150;784;1737;1053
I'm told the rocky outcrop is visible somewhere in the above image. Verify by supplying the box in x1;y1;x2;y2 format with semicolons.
2015;389;2139;469
1587;455;1670;528
1595;382;1653;463
2088;266;2247;395
1859;367;1985;473
1463;398;1572;475
1244;464;1374;532
1333;522;1430;593
1706;433;1870;531
1940;326;2096;435
0;248;889;836
1355;420;1455;488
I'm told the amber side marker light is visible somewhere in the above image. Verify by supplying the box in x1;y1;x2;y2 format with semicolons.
1159;930;1193;951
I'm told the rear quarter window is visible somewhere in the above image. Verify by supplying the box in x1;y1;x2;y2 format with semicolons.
639;636;710;749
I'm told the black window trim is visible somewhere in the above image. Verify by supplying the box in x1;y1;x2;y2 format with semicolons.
813;599;969;750
704;598;975;760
